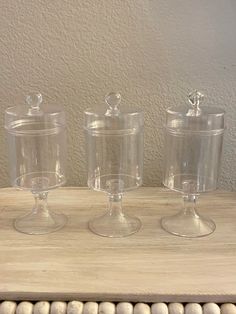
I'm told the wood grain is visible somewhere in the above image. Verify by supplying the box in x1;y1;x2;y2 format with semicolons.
0;187;235;302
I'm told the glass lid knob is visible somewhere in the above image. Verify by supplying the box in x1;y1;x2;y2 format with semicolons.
187;90;204;116
26;92;43;115
105;92;121;116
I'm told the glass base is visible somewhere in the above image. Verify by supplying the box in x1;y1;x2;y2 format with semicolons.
89;212;141;238
14;210;67;235
161;210;216;238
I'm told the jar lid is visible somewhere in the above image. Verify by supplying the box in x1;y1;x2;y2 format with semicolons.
84;92;143;134
5;93;65;135
165;91;225;134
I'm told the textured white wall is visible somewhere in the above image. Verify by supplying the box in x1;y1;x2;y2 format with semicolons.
0;0;236;189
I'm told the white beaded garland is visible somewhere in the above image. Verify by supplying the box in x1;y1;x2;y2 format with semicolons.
0;301;235;314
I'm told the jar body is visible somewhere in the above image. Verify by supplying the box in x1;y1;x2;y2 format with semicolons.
6;121;66;191
84;114;143;194
163;130;224;193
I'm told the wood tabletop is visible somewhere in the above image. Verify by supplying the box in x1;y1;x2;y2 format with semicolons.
0;187;235;303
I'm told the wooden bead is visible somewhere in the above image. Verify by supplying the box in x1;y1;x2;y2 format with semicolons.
98;302;115;314
151;303;168;314
117;302;133;314
185;303;202;314
221;304;236;314
168;303;184;314
16;302;33;314
83;302;98;314
67;301;83;314
50;301;67;314
203;303;220;314
33;301;50;314
0;301;17;314
134;303;151;314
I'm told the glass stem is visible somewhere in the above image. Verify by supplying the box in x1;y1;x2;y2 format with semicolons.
107;193;124;218
182;193;199;218
32;191;50;217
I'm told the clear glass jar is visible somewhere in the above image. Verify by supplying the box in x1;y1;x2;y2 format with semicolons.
84;92;143;237
161;91;225;237
5;93;67;234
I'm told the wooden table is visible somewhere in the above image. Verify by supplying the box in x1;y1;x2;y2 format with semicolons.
0;187;235;303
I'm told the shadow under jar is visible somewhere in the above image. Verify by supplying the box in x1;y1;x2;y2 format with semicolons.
84;92;144;238
162;91;225;238
5;93;67;235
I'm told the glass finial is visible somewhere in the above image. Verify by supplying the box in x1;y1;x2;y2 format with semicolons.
26;93;43;115
105;92;121;116
26;93;42;110
187;90;203;116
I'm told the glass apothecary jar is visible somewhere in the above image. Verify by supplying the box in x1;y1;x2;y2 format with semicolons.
84;92;144;237
162;91;225;237
5;93;67;234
